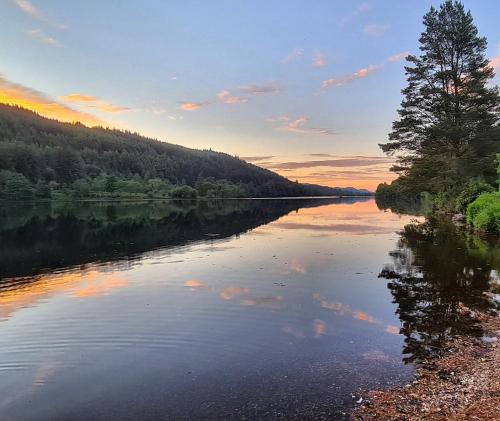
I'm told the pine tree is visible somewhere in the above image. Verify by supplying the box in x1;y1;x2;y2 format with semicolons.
380;1;499;192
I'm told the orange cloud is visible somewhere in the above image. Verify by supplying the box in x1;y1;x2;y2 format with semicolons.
313;50;326;67
73;274;127;298
0;76;107;127
61;94;98;102
255;155;396;190
321;64;383;89
490;56;500;72
184;279;205;288
313;319;326;338
386;325;400;335
313;293;381;325
179;101;209;111
388;51;410;62
217;90;248;104
61;93;131;113
219;286;249;300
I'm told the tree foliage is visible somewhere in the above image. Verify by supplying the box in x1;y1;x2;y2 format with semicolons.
380;1;499;195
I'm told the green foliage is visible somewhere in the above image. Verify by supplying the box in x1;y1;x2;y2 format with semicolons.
466;192;500;232
379;1;500;197
496;153;500;190
375;179;425;214
104;175;118;193
34;181;52;199
171;185;197;199
455;181;495;214
0;170;34;200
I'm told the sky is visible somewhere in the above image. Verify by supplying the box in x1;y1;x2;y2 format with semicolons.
1;0;499;190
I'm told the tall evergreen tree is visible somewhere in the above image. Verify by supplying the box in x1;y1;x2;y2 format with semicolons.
380;1;499;192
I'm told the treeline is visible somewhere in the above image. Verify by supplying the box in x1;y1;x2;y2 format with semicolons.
0;104;365;200
376;1;500;232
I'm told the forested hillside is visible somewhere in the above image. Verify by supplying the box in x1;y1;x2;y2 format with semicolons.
0;104;369;200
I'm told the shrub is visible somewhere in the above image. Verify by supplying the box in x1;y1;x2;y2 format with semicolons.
0;170;34;200
466;192;500;233
455;181;494;214
171;185;197;199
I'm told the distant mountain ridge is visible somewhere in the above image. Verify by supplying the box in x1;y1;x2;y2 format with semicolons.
0;104;372;198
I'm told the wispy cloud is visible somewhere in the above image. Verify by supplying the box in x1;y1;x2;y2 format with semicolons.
0;76;107;127
263;156;394;170
489;44;500;74
241;156;275;162
266;115;290;123
61;94;131;113
321;64;383;89
312;49;326;67
61;94;101;104
281;48;304;64
388;51;410;62
26;29;61;47
13;0;67;29
274;116;335;136
13;0;40;18
306;153;334;157
217;90;248;104
239;83;282;95
363;23;391;37
491;56;500;72
179;101;210;111
340;2;371;26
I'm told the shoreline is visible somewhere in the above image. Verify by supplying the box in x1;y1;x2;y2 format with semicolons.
0;195;374;204
351;305;500;420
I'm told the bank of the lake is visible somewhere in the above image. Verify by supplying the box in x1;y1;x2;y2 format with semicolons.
353;311;500;421
351;217;500;421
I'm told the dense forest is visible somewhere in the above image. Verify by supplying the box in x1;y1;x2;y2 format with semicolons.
376;1;500;232
0;104;370;200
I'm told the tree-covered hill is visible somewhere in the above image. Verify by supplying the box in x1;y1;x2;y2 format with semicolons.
0;104;369;200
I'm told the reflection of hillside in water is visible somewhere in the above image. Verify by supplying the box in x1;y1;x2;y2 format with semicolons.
0;198;370;281
379;217;500;364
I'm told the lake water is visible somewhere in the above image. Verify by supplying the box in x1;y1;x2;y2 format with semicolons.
0;198;497;420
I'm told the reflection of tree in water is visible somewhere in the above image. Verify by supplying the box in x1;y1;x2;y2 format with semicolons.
0;198;355;280
380;217;499;364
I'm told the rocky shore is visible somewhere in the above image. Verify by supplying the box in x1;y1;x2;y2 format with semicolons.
352;306;500;420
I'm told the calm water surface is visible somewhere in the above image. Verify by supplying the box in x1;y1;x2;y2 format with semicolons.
0;198;497;420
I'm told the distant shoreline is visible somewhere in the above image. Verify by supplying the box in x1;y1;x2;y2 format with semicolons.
0;195;375;204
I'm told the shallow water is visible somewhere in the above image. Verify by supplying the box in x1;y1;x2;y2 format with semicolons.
0;198;497;420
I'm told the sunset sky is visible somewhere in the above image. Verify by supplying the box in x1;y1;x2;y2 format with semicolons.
1;0;499;190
